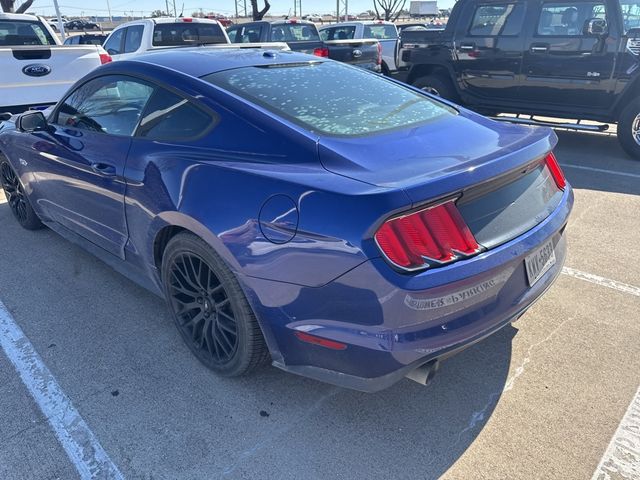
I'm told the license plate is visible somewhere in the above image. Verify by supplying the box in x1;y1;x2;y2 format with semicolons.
525;239;556;287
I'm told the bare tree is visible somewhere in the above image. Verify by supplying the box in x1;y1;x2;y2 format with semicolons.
1;0;34;13
373;0;406;21
250;0;270;20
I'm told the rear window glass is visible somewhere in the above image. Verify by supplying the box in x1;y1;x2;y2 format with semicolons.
152;23;227;46
270;24;320;42
363;24;398;39
320;25;356;40
0;20;56;46
203;61;454;136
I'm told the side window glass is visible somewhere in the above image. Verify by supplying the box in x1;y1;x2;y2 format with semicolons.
55;76;154;136
124;25;144;53
537;2;606;35
319;28;332;41
136;88;214;141
104;28;124;55
240;26;261;43
227;27;239;42
469;4;525;36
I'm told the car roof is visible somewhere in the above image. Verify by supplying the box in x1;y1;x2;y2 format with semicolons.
130;47;324;77
0;13;40;21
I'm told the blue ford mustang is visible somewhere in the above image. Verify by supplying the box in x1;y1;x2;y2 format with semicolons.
0;49;573;391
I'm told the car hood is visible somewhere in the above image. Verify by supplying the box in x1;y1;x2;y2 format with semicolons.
317;110;556;206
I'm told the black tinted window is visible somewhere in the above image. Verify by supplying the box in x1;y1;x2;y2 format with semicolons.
537;2;606;35
0;20;56;45
152;23;227;46
228;24;262;43
136;89;214;140
469;4;526;36
104;28;124;54
270;24;320;41
55;76;154;136
320;25;356;40
124;25;144;53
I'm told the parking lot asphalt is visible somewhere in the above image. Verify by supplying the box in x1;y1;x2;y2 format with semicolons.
0;128;639;479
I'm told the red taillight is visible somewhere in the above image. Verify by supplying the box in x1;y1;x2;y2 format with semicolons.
294;331;347;350
182;17;193;22
287;19;298;23
313;47;329;57
376;42;382;65
544;152;566;190
374;199;481;271
99;53;112;64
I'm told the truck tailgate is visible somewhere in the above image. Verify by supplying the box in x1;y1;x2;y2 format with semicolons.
325;39;380;71
0;45;103;110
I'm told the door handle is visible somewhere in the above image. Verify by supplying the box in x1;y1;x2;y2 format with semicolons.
90;162;116;176
530;44;549;53
459;43;475;51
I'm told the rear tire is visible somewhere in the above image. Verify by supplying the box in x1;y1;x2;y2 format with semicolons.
0;161;43;230
161;232;270;377
617;99;640;160
413;74;458;102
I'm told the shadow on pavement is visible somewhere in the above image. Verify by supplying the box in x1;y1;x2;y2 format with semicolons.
0;201;515;479
554;130;640;197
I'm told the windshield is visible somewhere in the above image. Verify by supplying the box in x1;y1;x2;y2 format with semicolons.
203;61;454;136
0;20;56;46
621;0;640;32
152;23;227;46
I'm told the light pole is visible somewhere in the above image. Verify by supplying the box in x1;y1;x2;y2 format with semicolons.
52;0;65;40
106;0;112;21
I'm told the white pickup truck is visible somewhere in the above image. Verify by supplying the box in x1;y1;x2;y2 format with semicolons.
0;13;111;113
103;17;231;60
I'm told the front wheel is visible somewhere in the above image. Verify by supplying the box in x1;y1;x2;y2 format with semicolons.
161;233;270;376
0;161;43;230
617;99;640;160
412;74;458;102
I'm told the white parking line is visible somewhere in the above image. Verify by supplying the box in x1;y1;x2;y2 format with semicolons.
592;386;640;480
0;300;124;480
560;163;640;179
561;267;640;297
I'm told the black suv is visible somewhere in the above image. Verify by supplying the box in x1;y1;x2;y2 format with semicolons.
398;0;640;159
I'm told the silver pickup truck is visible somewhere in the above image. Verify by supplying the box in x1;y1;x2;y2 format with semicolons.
319;21;399;75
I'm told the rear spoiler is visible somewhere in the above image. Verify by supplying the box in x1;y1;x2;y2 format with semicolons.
323;39;379;46
149;42;291;52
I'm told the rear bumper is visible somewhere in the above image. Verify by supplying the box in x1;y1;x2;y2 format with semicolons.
241;186;573;391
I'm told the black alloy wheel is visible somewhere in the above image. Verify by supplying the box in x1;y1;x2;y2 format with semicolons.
0;161;43;230
168;252;239;365
162;233;269;376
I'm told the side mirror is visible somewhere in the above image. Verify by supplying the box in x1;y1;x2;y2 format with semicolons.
17;111;48;133
584;18;607;36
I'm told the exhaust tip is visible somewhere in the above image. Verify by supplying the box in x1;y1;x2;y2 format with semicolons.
405;360;439;386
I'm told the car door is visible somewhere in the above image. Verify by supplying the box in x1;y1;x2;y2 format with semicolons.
519;0;617;108
28;75;154;258
453;1;527;103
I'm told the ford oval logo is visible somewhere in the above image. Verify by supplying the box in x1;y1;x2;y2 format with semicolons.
352;49;363;58
22;64;51;77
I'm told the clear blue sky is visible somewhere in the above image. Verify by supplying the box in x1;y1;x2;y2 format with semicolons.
26;0;454;18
